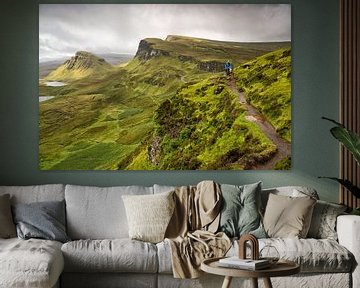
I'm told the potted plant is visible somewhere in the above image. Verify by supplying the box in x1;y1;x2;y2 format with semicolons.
320;117;360;215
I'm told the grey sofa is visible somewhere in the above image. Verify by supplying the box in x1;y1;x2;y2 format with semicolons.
0;184;359;288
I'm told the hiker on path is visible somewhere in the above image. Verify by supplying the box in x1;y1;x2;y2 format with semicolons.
224;61;233;76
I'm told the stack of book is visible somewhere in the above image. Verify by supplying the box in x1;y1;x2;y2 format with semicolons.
218;257;271;270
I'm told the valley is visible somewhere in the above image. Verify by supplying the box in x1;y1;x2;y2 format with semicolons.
39;35;291;170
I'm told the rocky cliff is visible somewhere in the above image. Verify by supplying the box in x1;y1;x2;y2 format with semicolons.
135;39;170;61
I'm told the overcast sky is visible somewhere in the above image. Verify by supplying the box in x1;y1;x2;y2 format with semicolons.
39;4;291;63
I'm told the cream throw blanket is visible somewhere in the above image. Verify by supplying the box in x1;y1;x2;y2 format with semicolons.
165;181;231;278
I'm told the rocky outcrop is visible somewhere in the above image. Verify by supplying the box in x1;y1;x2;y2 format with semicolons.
63;51;111;70
165;35;180;42
148;135;161;166
178;55;194;62
135;40;170;61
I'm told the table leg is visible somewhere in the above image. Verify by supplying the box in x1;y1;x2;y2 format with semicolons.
263;277;273;288
221;276;233;288
251;278;258;288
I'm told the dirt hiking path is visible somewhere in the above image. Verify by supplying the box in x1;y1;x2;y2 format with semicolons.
227;77;291;169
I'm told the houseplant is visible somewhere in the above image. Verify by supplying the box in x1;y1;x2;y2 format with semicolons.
321;117;360;214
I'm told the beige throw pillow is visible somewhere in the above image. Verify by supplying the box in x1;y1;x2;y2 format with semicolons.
263;193;316;238
122;191;175;243
0;194;17;238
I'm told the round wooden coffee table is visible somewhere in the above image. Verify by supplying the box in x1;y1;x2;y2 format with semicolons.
201;257;300;288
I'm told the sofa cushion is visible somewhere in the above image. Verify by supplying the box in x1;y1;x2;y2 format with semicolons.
307;200;347;240
0;194;16;238
263;193;316;238
233;238;353;273
0;184;65;204
261;238;353;273
158;237;353;274
61;273;157;288
12;200;70;243
218;182;266;238
122;191;175;243
0;238;64;288
65;185;153;239
156;240;173;274
153;184;176;194
61;239;158;273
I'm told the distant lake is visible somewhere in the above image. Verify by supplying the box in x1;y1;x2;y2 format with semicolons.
39;96;55;102
45;81;67;87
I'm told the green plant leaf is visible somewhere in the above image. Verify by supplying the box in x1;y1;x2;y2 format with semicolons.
322;117;360;165
351;208;360;215
322;117;344;127
319;176;360;198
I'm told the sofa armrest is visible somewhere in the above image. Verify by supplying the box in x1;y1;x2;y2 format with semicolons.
337;215;360;288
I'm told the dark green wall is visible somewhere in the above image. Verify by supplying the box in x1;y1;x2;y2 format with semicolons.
0;0;340;202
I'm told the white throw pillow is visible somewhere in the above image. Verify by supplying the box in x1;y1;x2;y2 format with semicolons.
122;191;175;243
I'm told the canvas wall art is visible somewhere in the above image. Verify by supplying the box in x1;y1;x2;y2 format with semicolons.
39;4;291;170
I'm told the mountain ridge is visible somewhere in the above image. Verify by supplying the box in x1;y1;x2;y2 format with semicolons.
44;35;291;80
134;35;290;72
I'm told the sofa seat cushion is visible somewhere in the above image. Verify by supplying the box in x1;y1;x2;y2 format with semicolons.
62;239;158;273
230;238;353;273
157;238;353;274
156;240;173;274
260;238;353;272
61;273;157;288
0;238;64;288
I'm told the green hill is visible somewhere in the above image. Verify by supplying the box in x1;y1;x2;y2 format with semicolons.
45;51;113;81
39;35;291;170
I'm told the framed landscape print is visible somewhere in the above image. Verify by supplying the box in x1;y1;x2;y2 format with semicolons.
39;4;291;170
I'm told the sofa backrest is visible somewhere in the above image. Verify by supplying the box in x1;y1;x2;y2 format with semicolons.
0;184;320;240
153;184;176;194
65;184;153;240
0;184;65;204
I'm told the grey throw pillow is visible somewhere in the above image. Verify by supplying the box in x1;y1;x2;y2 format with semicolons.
218;182;266;238
12;200;70;243
307;200;347;240
0;194;16;238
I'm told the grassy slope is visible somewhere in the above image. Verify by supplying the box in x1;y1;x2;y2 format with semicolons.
234;47;292;141
127;76;277;170
39;56;210;170
39;36;290;170
44;65;112;81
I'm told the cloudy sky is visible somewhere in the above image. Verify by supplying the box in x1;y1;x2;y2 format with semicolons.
39;4;291;63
